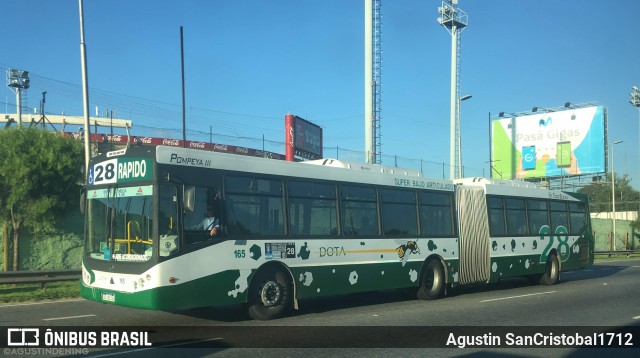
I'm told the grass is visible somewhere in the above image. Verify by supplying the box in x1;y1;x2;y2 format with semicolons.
0;281;80;303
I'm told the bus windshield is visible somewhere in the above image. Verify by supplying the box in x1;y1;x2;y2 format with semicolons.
85;185;154;262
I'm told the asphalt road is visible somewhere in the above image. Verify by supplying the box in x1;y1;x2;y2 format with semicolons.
1;259;639;357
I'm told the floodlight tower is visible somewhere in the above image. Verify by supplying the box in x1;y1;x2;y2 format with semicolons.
630;86;640;182
437;0;467;179
631;86;640;108
365;0;383;164
6;68;30;127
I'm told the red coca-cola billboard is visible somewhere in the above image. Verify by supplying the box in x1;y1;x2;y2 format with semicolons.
187;141;210;150
285;114;323;161
65;132;285;160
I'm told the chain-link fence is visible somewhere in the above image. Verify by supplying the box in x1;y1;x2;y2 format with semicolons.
132;125;488;179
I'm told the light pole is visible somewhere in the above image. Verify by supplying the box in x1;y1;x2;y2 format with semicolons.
630;87;640;195
78;0;91;175
457;94;472;178
6;68;30;127
437;0;467;179
610;140;623;250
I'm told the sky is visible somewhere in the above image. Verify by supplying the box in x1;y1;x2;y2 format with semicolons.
1;0;639;187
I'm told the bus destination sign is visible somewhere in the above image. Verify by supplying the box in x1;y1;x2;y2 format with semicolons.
88;158;152;186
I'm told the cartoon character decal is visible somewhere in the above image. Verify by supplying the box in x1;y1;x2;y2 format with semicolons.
396;240;420;266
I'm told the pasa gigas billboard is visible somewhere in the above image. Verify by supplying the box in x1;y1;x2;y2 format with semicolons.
491;106;605;179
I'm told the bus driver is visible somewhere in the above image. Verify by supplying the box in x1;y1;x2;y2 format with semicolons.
191;206;221;237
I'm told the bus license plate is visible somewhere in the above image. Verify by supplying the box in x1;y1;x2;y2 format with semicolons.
101;292;115;302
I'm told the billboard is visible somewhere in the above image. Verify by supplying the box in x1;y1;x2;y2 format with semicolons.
285;114;323;161
491;106;605;179
64;133;285;160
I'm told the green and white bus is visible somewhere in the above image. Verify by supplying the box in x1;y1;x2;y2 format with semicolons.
80;145;593;319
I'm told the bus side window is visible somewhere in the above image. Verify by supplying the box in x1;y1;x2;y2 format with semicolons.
225;176;284;237
569;202;587;234
380;189;417;236
550;201;569;231
288;180;338;236
488;197;506;236
527;199;548;235
419;191;454;237
341;185;378;237
505;198;527;235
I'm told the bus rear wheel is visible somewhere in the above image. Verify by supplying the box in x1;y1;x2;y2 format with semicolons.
247;267;292;320
417;260;445;300
539;253;560;286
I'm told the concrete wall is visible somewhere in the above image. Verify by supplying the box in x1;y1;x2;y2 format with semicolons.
591;211;638;221
591;218;639;251
0;210;84;271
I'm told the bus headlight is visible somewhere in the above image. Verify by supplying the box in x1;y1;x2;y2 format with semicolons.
82;269;91;285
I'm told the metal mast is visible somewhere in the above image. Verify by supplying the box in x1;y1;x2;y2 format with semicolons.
438;0;467;179
6;68;30;127
78;0;92;174
365;0;383;164
630;86;640;186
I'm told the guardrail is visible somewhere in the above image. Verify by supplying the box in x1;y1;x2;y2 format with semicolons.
1;252;638;289
0;269;80;289
594;250;640;257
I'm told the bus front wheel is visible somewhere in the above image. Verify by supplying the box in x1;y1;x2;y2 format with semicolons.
417;260;445;300
247;267;292;320
539;253;560;286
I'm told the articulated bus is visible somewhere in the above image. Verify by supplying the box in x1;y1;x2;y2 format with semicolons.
80;145;593;320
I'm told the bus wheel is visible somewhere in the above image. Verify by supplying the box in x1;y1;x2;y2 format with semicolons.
247;267;292;320
417;260;445;300
539;253;560;286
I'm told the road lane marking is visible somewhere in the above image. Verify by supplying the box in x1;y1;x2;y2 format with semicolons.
481;291;556;303
0;298;84;308
43;314;96;321
633;315;640;320
88;337;224;357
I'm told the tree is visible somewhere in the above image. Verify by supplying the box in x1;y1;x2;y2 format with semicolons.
0;127;84;271
578;173;640;213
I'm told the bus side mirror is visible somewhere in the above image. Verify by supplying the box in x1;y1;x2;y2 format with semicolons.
183;186;195;213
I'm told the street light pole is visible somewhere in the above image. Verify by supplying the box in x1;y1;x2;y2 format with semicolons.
611;140;623;250
457;94;472;178
78;0;91;176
